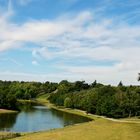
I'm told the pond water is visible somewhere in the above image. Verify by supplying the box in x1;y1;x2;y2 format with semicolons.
0;103;91;132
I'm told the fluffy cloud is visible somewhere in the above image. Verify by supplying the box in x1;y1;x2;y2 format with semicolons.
0;1;140;84
32;60;39;66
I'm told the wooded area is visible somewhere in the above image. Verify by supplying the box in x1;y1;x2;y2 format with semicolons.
0;80;140;118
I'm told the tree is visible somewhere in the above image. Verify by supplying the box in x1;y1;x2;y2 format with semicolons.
91;80;97;88
124;89;139;117
64;97;72;108
74;81;89;91
118;81;123;87
118;81;126;92
58;80;71;94
138;73;140;81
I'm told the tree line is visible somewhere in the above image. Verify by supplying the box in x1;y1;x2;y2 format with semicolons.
48;80;140;118
0;80;140;118
0;80;57;110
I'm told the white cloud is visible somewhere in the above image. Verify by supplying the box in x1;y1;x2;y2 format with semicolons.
32;60;39;66
0;2;140;84
0;68;139;85
0;71;85;83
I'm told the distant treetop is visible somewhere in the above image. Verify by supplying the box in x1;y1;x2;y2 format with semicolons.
138;73;140;81
118;81;123;87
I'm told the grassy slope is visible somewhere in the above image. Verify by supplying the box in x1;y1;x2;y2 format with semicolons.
11;99;140;140
120;117;140;122
0;132;21;140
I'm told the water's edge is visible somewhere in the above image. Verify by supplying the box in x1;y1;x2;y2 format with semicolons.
0;99;93;133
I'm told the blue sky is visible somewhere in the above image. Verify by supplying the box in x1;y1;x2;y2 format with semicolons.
0;0;140;85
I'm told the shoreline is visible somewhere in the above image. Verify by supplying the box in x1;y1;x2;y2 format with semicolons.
36;99;140;123
3;99;140;140
36;98;98;120
11;99;140;140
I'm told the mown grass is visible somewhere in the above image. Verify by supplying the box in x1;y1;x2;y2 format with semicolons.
10;99;140;140
120;117;140;122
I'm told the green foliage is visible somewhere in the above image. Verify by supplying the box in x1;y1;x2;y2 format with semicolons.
64;97;72;108
0;79;140;118
0;81;17;110
49;82;140;118
0;80;58;110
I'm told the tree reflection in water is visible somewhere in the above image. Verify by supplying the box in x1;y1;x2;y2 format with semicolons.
50;109;92;126
0;113;18;131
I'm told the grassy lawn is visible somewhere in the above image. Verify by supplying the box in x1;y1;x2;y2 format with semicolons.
120;117;140;122
10;99;140;140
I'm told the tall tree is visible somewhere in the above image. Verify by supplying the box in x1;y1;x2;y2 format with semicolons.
118;81;123;87
138;73;140;81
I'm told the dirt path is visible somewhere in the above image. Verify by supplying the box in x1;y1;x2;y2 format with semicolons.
91;114;140;124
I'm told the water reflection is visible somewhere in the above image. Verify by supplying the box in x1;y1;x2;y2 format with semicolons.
51;109;90;127
18;102;37;112
0;104;91;132
0;113;18;131
33;106;49;110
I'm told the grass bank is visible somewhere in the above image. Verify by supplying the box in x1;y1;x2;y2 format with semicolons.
11;117;140;140
0;109;17;114
10;99;140;140
0;132;21;140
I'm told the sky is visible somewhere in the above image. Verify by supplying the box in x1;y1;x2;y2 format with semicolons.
0;0;140;85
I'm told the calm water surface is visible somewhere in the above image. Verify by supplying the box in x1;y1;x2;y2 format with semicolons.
0;103;91;132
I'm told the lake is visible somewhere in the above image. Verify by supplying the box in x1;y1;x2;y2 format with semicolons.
0;103;91;132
